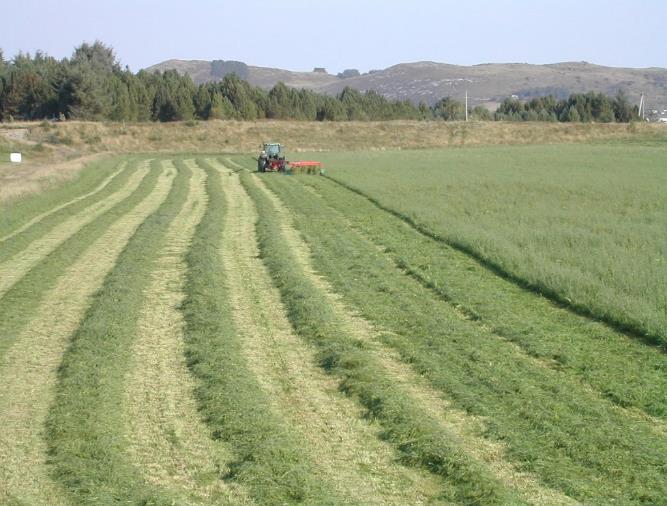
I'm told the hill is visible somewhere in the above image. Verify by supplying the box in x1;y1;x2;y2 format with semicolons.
145;59;339;89
145;59;667;110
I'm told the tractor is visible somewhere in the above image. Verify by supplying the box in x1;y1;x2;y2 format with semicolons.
257;143;287;172
257;142;325;175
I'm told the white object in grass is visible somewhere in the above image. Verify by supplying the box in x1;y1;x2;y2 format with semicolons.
10;153;22;163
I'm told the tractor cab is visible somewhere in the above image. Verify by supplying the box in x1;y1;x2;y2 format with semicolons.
264;143;282;158
258;143;287;172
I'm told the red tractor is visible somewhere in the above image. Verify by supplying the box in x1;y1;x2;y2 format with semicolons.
257;142;325;175
257;143;287;172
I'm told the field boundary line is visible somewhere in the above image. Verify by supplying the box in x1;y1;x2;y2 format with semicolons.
0;160;151;299
252;174;578;505
0;161;173;505
0;161;128;243
323;175;665;350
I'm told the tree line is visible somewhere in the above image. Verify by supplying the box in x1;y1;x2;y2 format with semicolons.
494;92;638;122
0;42;639;123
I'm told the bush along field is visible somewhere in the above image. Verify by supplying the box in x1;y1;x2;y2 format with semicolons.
0;146;664;505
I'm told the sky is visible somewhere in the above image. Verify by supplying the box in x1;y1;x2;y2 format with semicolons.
3;0;665;73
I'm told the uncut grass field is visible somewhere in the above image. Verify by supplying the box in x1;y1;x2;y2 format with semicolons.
311;144;667;346
0;132;665;504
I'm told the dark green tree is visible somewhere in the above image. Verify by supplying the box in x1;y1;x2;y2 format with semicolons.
209;92;235;119
432;96;465;121
612;90;636;122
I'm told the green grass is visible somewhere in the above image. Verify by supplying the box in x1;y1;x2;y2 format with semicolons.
0;161;159;362
260;173;667;504
0;156;126;237
241;172;522;505
180;159;338;504
297;174;667;418
45;159;187;504
0;159;134;264
306;145;667;346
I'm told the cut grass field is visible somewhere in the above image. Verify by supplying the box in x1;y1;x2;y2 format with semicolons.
219;164;443;504
253;172;667;503
0;137;664;504
0;162;173;504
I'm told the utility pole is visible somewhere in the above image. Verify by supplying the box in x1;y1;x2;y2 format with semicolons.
638;93;645;120
465;90;469;122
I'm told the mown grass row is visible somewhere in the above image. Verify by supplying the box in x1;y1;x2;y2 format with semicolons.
261;174;667;504
0;159;135;264
300;175;667;418
180;159;338;504
0;160;160;362
0;156;126;237
240;172;521;505
45;159;185;504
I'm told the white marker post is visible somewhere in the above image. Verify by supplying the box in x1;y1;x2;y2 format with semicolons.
10;153;22;163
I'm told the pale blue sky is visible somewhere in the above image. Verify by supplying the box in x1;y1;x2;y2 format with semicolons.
3;0;665;72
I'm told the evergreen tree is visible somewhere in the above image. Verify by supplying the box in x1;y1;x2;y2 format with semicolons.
316;96;346;121
418;101;431;120
209;92;234;119
194;85;212;119
267;82;292;119
109;75;131;121
567;106;581;122
71;41;120;73
613;90;636;122
432;97;465;121
472;105;492;121
598;99;615;123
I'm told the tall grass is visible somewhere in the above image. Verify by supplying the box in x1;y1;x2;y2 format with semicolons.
314;145;667;346
300;175;667;418
20;119;667;155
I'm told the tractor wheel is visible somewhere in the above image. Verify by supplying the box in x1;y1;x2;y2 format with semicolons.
257;159;265;173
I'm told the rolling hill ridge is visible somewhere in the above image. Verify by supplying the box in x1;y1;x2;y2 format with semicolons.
145;59;667;110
